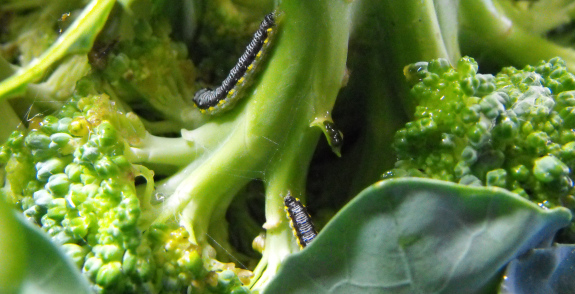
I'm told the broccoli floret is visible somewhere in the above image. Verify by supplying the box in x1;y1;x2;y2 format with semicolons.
0;0;353;292
95;17;201;133
386;56;575;225
0;1;260;291
0;89;251;293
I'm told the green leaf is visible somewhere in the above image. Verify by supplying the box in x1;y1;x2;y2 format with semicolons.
265;178;572;294
0;196;27;293
0;196;92;294
17;212;93;294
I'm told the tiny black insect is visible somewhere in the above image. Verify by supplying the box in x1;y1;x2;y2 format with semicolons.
284;192;317;248
193;12;277;114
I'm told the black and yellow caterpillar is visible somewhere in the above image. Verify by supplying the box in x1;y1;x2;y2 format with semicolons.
284;193;317;248
193;12;277;114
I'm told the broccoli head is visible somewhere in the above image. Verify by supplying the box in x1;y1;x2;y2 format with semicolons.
0;85;250;293
386;57;575;226
0;0;353;292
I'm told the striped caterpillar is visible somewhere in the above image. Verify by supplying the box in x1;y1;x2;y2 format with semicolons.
284;193;318;248
193;12;277;114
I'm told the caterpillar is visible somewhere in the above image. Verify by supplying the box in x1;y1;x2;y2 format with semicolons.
284;193;317;248
323;121;343;150
193;12;277;114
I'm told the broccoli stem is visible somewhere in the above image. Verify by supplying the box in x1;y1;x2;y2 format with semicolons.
249;227;293;290
209;0;274;21
139;119;185;135
250;124;323;291
459;0;575;72
353;0;460;70
494;0;575;35
153;0;352;259
0;0;115;100
128;134;198;167
24;55;91;111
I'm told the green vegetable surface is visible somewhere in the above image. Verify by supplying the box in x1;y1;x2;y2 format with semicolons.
2;0;575;293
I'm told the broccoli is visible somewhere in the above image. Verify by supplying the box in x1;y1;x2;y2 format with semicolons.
0;88;256;293
385;56;575;234
7;0;575;292
93;15;202;132
0;0;352;292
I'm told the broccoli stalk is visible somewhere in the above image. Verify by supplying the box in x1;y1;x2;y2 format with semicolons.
0;0;352;292
8;0;575;292
0;100;22;144
0;0;115;100
459;0;575;71
148;1;353;290
25;55;92;111
494;0;575;35
0;54;23;142
0;55;16;80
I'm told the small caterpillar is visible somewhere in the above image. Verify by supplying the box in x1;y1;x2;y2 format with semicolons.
193;12;277;114
323;121;343;151
284;193;317;248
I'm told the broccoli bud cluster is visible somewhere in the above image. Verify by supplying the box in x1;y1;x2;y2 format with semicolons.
387;57;575;227
0;92;249;293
